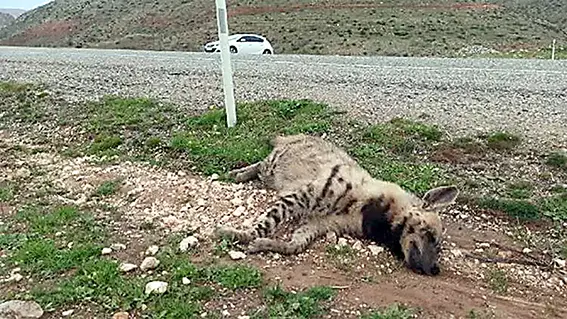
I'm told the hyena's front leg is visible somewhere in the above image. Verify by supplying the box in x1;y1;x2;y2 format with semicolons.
247;213;362;255
228;162;261;183
214;186;314;244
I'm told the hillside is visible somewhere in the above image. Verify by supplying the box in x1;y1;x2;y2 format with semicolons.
0;8;26;18
0;12;14;28
0;0;566;57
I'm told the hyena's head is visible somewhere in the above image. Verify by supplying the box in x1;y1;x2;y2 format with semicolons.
361;184;459;276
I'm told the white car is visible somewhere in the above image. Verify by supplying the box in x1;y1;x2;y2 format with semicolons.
203;34;274;55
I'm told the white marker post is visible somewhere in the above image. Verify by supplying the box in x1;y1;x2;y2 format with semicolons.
551;39;556;60
215;0;237;127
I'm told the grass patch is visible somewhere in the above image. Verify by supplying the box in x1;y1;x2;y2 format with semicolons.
476;197;540;220
486;268;508;294
484;131;521;150
360;303;415;319
506;181;533;199
95;178;123;197
255;285;336;318
0;182;16;202
546;151;567;169
539;194;567;222
170;99;335;176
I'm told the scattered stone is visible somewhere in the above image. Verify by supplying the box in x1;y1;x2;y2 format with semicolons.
450;249;463;258
145;245;159;256
554;258;566;268
62;309;74;316
179;236;199;252
325;232;337;244
182;277;191;285
0;300;44;318
477;242;491;248
368;245;385;255
522;248;533;254
145;281;168;294
352;241;364;251
110;243;127;251
15;167;31;178
228;250;246;260
337;238;348;247
222;310;230;316
233;206;246;217
231;197;244;206
210;173;219;180
101;247;113;255
119;263;138;273
140;257;160;271
112;312;130;319
237;316;251;319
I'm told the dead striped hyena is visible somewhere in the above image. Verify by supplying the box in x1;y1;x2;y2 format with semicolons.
215;134;458;276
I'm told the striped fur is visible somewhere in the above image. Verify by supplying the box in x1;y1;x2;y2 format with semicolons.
215;134;458;276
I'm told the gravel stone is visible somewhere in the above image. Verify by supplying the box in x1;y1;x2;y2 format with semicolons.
140;257;160;271
1;47;565;150
145;281;168;294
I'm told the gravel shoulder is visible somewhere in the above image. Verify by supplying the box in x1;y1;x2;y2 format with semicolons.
1;46;566;151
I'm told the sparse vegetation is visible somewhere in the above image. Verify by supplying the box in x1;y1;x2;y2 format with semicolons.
506;181;533;199
360;304;415;319
485;131;521;150
477;197;540;220
546;151;567;170
486;268;509;294
255;285;336;318
95;178;123;197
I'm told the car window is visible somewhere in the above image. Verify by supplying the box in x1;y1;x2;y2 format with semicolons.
247;36;264;42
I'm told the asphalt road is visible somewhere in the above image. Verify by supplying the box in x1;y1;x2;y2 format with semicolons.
1;46;566;149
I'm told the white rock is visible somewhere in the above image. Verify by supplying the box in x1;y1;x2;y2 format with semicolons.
145;281;168;294
522;248;533;254
368;245;385;255
337;238;348;247
110;243;127;251
233;206;246;217
210;173;219;180
352;241;364;251
231;197;244;206
62;309;74;316
140;257;160;271
0;300;44;318
554;258;566;268
179;236;199;252
119;263;138;273
477;243;491;248
182;277;191;285
450;249;463;258
101;247;113;255
146;245;159;255
237;316;251;319
228;250;246;260
222;310;230;316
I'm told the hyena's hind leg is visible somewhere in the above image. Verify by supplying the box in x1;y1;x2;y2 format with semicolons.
247;214;363;255
214;187;312;244
228;162;261;183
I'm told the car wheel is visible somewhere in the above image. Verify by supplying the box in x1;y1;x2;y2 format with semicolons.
262;49;272;54
230;46;237;54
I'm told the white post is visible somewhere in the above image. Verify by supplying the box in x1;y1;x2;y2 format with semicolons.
551;39;556;60
215;0;237;128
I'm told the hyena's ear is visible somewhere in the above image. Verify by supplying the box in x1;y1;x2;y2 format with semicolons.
421;185;459;211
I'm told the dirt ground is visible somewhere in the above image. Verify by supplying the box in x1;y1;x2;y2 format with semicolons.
2;130;566;319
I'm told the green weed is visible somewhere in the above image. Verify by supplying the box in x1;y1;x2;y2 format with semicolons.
257;285;336;318
546;152;567;169
0;183;15;202
477;197;540;220
506;181;533;199
485;132;521;150
486;268;508;294
95;179;123;197
360;303;415;319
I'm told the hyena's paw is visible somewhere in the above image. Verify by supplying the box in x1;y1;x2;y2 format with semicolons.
214;225;254;244
247;238;277;253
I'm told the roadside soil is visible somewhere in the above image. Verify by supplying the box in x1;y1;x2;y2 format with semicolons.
2;130;566;319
